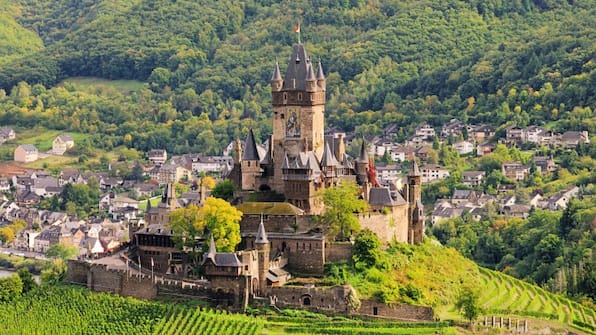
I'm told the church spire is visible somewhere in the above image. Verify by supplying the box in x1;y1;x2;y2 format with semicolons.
409;160;421;176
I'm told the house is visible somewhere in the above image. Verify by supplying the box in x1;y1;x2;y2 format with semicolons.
52;134;74;155
13;230;39;251
524;126;546;144
462;171;485;187
59;169;86;186
148;149;168;166
559;131;590;148
452;189;479;205
420;164;450;183
415;146;432;161
390;145;416;162
0;127;16;143
532;156;556;174
500;204;531;218
14;144;38;162
452;140;474;155
501;162;530;181
414;123;436;140
16;190;41;207
375;163;401;184
476;142;496;157
32;175;59;197
505;126;524;144
546;186;579;210
0;178;10;193
441;119;465;138
150;163;191;184
470;125;495;143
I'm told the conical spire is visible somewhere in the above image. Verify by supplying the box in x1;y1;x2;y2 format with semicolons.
358;140;369;163
316;59;325;80
409;160;421;176
255;214;269;244
305;63;316;81
321;142;339;167
271;60;282;82
242;129;260;161
208;234;217;258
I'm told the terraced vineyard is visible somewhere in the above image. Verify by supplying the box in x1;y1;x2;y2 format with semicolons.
477;268;596;334
262;317;457;335
0;286;263;335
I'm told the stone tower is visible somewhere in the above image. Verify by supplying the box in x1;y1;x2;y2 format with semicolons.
241;129;261;191
270;43;326;192
406;161;424;244
255;215;270;295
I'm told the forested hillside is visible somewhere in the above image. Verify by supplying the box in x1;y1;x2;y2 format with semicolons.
0;0;593;155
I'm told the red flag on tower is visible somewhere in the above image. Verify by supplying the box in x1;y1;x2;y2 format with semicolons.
293;23;301;33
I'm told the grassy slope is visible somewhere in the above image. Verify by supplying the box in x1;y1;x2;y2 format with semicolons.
344;241;594;334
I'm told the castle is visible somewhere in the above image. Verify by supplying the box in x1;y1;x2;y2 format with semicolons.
119;41;428;316
228;41;424;244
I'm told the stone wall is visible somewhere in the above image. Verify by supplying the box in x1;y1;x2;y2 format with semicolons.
240;214;316;234
357;300;434;321
325;242;353;263
269;285;350;312
358;206;408;243
65;260;88;285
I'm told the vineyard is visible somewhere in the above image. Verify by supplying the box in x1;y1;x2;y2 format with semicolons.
0;286;263;335
476;268;596;334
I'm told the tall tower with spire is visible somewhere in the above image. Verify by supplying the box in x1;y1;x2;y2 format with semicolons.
406;161;424;244
270;43;326;192
255;215;270;295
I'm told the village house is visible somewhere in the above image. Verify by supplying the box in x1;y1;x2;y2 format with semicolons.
545;186;579;210
414;123;436;141
14;144;39;162
452;140;474;155
52;134;75;155
470;124;495;143
505;126;524;144
501;162;530;181
532;156;556;174
149;163;191;185
441;119;465;139
559;131;590;148
476;142;496;156
59;169;86;186
462;171;485;187
0;127;16;144
524;126;546;144
148;149;168;166
0;178;10;193
420;164;450;183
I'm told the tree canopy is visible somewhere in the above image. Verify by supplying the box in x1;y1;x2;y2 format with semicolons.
321;181;368;241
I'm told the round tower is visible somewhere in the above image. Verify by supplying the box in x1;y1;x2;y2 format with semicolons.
255;215;270;296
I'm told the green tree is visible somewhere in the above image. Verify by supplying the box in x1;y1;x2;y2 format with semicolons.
41;259;67;286
455;286;482;328
46;243;78;260
0;275;23;302
211;180;234;200
321;182;368;241
353;229;382;268
17;268;37;293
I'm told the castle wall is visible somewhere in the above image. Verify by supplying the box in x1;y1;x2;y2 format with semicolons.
269;285;350;312
65;260;88;284
325;242;353;263
88;264;122;294
357;300;434;321
358;206;409;243
240;214;316;234
120;274;157;299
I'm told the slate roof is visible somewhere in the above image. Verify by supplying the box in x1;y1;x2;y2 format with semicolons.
242;129;260;161
18;144;38;153
282;44;310;91
135;224;173;236
237;202;304;215
368;187;396;207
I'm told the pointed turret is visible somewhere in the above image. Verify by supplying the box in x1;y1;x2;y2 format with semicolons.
316;59;326;90
358;140;369;163
242;129;260;161
255;214;269;244
408;160;421;177
270;60;283;92
305;63;316;92
320;142;340;167
208;234;217;259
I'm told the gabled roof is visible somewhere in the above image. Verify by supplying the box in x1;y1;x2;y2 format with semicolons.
56;134;73;142
18;144;38;153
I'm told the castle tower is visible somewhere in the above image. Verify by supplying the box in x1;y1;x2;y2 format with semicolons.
241;129;261;191
161;183;178;209
356;140;369;185
270;43;326;192
407;161;423;244
255;215;270;296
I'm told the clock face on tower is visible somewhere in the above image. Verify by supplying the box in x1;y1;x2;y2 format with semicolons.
286;109;301;137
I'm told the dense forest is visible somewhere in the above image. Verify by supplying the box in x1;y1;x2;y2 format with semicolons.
0;0;593;156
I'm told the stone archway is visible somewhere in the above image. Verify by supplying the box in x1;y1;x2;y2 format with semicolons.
301;294;312;306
